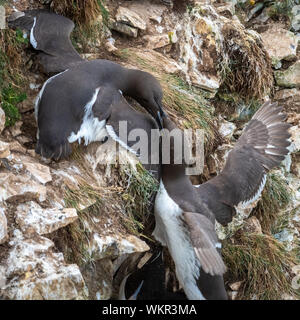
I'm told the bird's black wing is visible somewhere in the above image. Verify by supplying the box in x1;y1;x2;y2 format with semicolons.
196;101;291;225
36;86;119;160
183;212;226;276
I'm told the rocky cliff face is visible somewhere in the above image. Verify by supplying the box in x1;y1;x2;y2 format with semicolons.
0;0;299;300
0;123;153;299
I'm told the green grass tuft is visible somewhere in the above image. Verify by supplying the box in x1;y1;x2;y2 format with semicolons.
0;29;27;127
219;21;273;100
1;85;25;127
61;183;106;266
223;233;299;300
97;0;109;26
52;0;110;53
15;29;29;45
252;173;291;233
55;160;158;265
0;49;7;88
117;162;159;237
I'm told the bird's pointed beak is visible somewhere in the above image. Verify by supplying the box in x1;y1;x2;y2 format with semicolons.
155;100;166;130
156;111;164;130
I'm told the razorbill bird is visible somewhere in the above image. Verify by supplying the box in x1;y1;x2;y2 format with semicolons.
8;10;165;159
152;101;291;300
104;92;161;180
8;10;83;73
34;60;164;160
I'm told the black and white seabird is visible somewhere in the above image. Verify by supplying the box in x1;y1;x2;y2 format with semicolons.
34;60;164;160
8;10;83;73
119;250;187;300
9;10;165;160
153;101;291;300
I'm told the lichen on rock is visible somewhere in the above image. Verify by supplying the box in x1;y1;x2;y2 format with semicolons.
1;230;87;300
275;60;300;88
0;206;8;245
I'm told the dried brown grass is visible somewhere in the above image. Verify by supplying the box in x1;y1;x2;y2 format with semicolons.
0;28;25;87
219;22;273;100
51;0;102;26
223;233;299;300
252;173;291;233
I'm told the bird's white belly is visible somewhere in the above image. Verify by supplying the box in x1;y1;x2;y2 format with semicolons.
153;180;205;300
68;117;107;146
68;87;108;145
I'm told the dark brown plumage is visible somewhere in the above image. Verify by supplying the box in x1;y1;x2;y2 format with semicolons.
105;94;161;180
9;10;166;161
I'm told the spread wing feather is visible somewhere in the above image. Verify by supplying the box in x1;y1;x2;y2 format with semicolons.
196;101;291;225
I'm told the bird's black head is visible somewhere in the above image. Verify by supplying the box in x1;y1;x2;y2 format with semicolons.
128;70;166;129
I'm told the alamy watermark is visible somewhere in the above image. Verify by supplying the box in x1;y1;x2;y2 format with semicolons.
0;6;5;29
98;121;204;175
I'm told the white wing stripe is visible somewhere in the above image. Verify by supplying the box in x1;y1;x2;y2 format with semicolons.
239;174;267;208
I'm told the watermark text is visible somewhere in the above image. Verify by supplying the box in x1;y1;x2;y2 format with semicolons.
0;6;5;29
